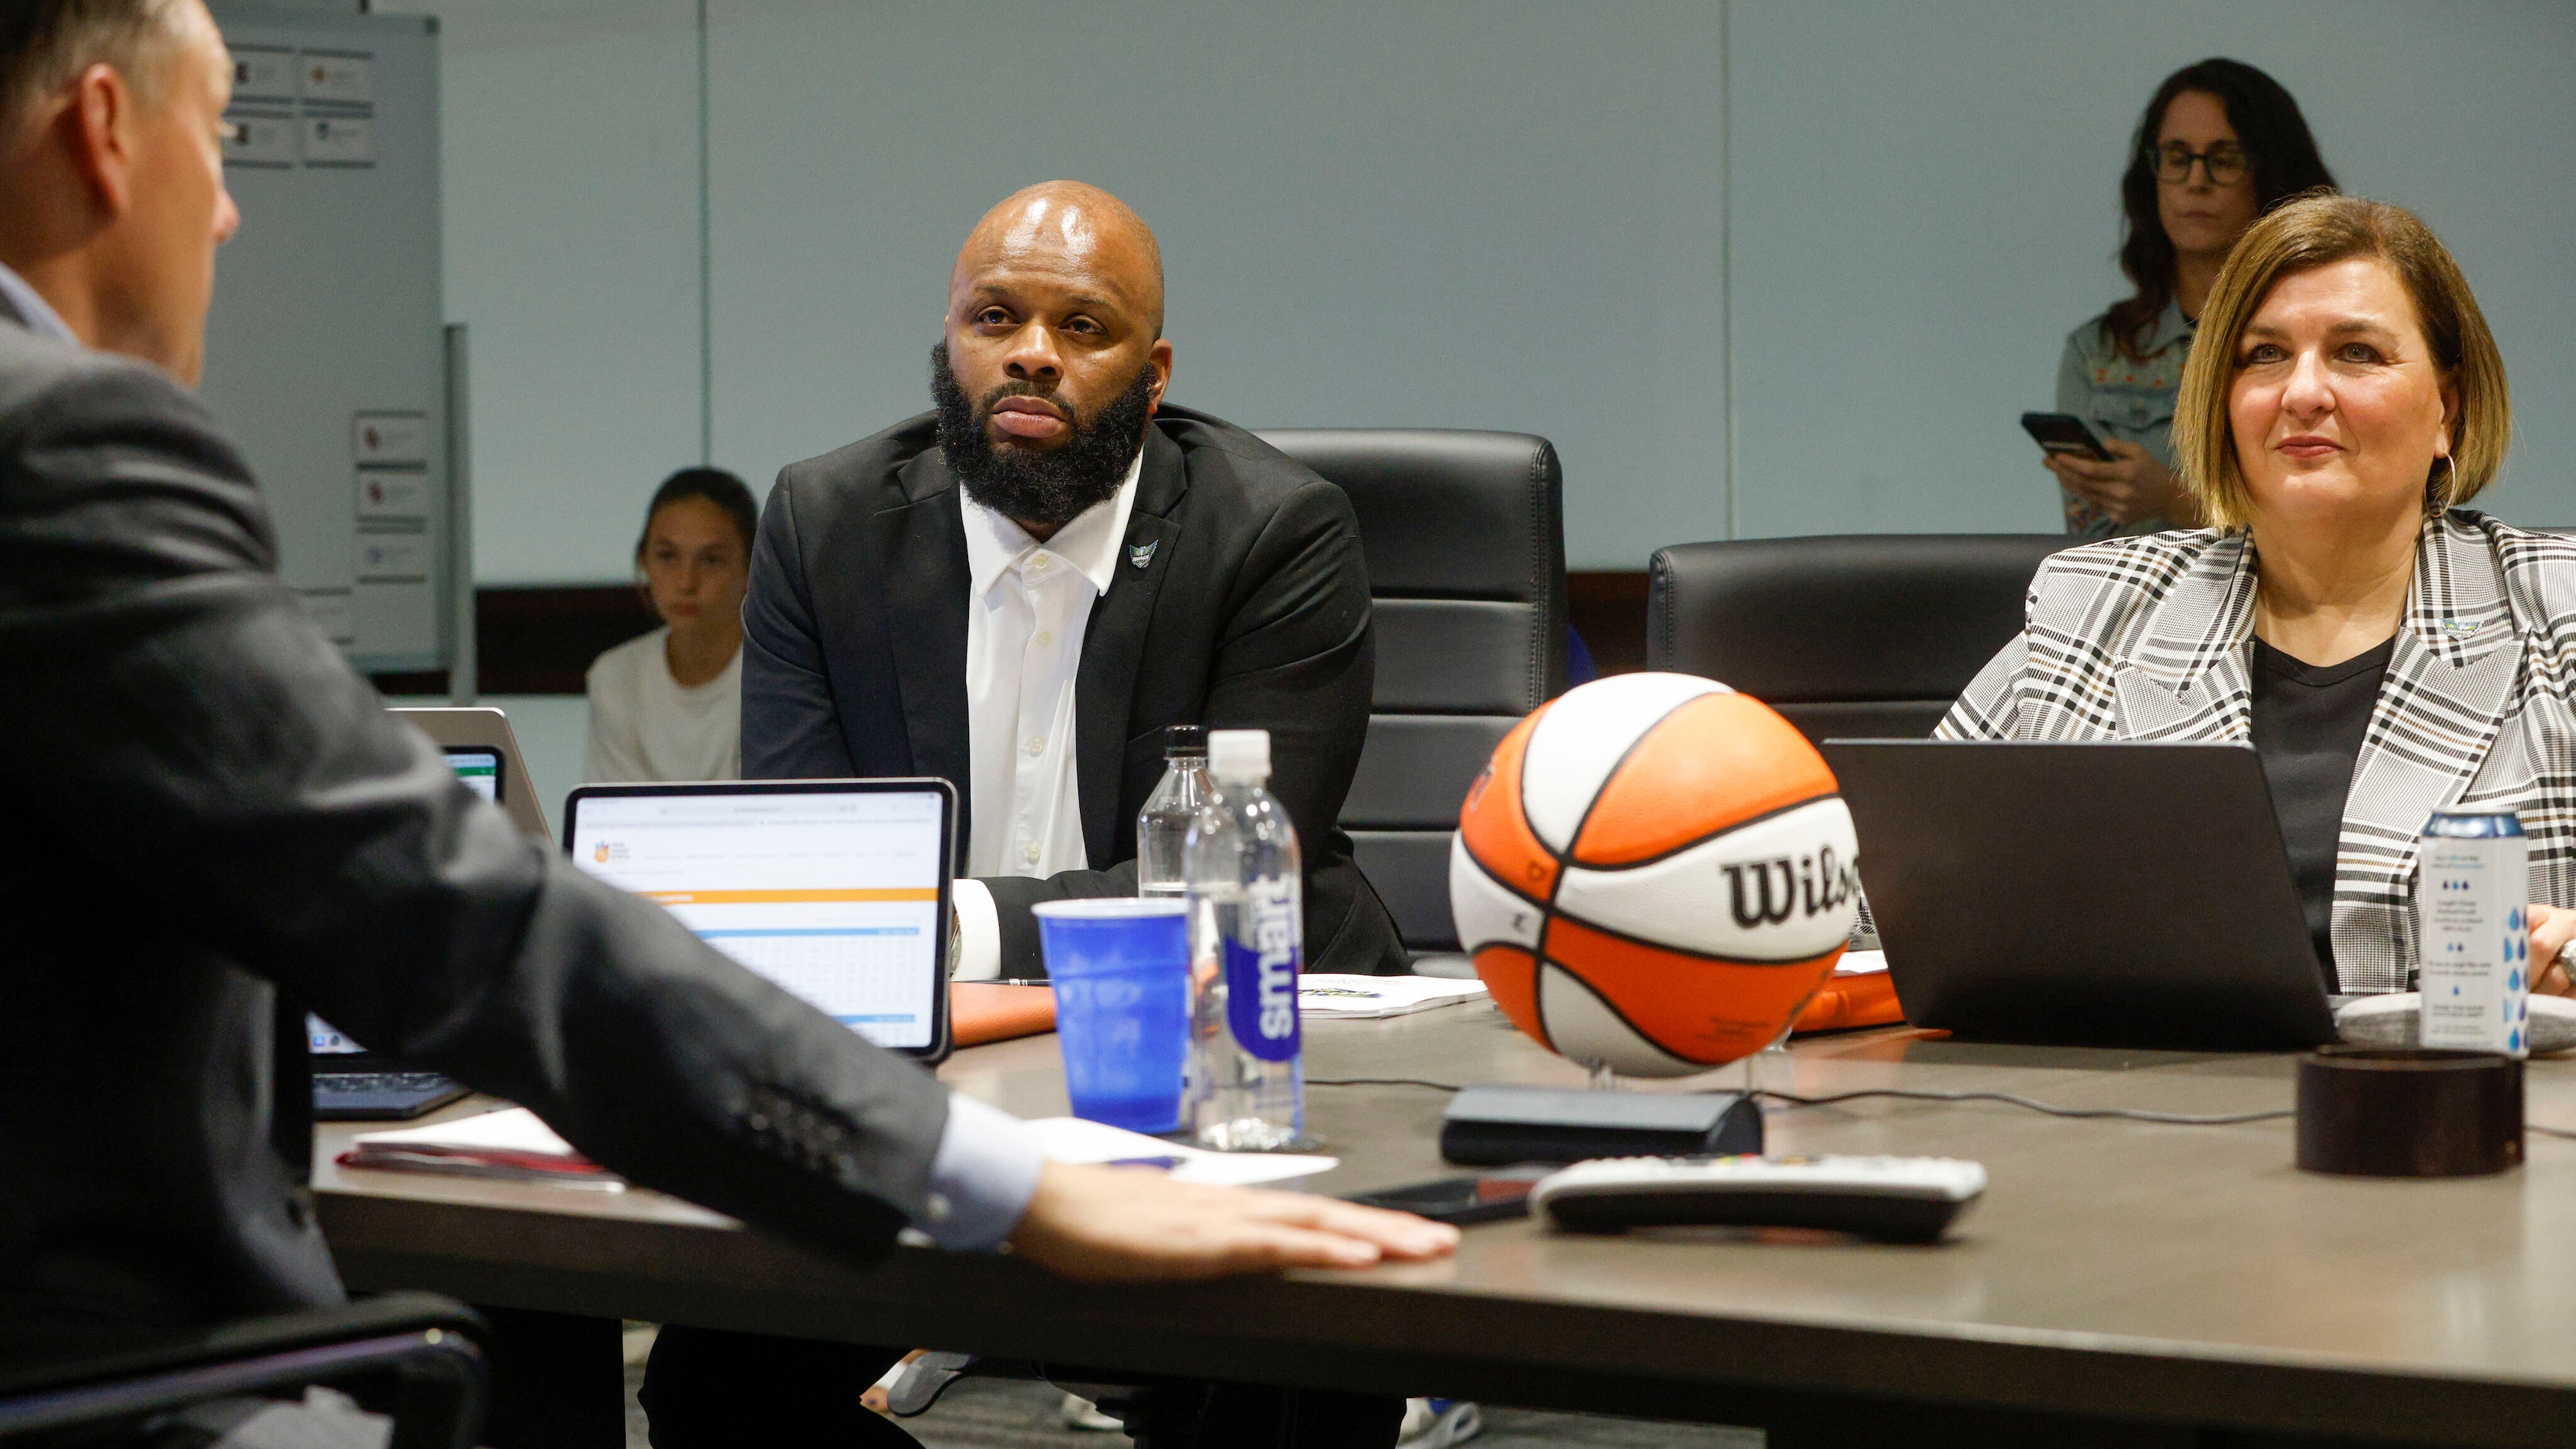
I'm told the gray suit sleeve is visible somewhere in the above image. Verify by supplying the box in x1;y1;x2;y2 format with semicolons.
0;356;950;1263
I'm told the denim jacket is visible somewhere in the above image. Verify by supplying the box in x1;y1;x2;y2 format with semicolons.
2054;299;2194;539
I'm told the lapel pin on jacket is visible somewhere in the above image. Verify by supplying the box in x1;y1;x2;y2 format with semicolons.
2442;619;2482;641
1128;539;1159;571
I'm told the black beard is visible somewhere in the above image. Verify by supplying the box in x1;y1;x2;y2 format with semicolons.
930;341;1157;531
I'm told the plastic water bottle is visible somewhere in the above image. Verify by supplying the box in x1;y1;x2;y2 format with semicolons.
1135;726;1210;899
1183;728;1305;1150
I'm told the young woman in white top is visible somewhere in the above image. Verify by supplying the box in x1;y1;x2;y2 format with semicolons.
584;468;757;782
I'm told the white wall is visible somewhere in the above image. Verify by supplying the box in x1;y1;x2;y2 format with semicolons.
357;1;2576;581
1730;0;2576;539
704;1;1727;574
373;0;704;583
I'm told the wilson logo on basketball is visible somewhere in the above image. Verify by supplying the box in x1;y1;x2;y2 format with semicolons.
1722;846;1857;928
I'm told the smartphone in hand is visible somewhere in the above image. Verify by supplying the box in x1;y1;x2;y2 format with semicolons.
2021;411;2113;462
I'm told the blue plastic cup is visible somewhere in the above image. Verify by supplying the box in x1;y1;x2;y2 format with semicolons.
1032;898;1192;1133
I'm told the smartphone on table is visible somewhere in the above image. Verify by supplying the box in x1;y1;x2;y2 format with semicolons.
1343;1166;1553;1224
2021;411;2113;462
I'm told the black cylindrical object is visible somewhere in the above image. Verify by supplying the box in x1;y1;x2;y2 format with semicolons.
1162;724;1207;756
2295;1046;2522;1177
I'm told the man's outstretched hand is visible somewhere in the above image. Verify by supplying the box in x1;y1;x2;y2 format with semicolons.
1004;1161;1460;1282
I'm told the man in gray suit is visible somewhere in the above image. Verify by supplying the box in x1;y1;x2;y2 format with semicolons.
0;1;1453;1440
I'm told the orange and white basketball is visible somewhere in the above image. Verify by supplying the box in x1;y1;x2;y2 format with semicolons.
1450;672;1859;1077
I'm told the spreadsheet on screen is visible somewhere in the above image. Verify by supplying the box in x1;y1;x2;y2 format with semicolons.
567;790;945;1050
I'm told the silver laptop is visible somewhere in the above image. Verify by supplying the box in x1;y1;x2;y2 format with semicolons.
393;706;554;845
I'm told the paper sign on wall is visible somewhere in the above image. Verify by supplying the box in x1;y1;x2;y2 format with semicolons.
356;471;429;522
231;49;295;103
302;115;373;167
301;52;373;106
356;535;430;583
351;413;428;466
222;114;295;168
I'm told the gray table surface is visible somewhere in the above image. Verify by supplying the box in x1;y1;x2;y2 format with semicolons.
314;1005;2576;1446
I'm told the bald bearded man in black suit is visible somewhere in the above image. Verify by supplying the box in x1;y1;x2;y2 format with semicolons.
738;181;1409;985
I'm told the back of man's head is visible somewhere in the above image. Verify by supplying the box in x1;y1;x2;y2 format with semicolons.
1;0;190;147
0;0;238;384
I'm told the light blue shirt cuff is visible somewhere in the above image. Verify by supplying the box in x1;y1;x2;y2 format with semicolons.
919;1092;1046;1251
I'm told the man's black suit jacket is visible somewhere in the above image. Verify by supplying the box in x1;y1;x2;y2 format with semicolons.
0;304;955;1360
741;404;1408;978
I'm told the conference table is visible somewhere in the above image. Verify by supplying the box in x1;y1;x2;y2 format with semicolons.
314;1002;2576;1448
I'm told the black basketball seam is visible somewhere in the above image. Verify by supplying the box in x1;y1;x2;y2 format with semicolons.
1451;843;1556;1049
1463;846;1535;923
1453;850;1545;964
1558;791;1848;873
1539;686;1715;912
1531;957;1701;1072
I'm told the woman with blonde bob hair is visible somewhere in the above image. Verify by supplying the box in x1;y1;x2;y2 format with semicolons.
1945;193;2576;998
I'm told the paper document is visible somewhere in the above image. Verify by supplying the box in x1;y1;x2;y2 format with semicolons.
345;1106;1337;1191
1835;949;1888;976
1297;973;1488;1019
342;1106;620;1187
1025;1116;1337;1186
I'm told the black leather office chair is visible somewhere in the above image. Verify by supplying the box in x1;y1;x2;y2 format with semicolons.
1257;430;1568;956
0;1293;486;1448
1648;534;2071;744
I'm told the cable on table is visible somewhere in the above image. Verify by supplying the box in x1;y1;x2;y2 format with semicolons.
1310;1076;2576;1135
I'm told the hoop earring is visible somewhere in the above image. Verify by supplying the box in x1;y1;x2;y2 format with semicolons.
2427;455;2460;516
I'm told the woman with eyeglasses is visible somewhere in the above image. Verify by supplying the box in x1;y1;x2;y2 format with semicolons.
2049;59;2335;539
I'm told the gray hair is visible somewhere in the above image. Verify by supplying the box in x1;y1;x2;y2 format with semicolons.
1;0;194;142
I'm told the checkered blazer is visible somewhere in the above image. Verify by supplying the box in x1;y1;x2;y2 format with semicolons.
1939;511;2576;992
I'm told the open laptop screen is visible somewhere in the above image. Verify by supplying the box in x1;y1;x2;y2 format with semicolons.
563;782;954;1056
444;747;501;803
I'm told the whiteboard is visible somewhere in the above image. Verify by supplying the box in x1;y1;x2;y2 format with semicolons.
204;5;451;674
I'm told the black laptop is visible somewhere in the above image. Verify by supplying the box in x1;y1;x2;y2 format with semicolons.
1819;740;2340;1052
309;739;518;1120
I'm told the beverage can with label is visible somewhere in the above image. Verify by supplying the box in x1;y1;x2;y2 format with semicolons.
2418;809;2530;1057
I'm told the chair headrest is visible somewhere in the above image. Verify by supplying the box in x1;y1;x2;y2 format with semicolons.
1258;428;1561;601
1649;533;2071;701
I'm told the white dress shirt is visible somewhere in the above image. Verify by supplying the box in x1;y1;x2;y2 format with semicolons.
947;451;1143;979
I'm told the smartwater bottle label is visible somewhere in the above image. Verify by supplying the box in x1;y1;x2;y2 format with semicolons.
1223;880;1302;1062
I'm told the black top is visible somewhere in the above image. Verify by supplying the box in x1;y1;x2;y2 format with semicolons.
2247;635;2397;990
